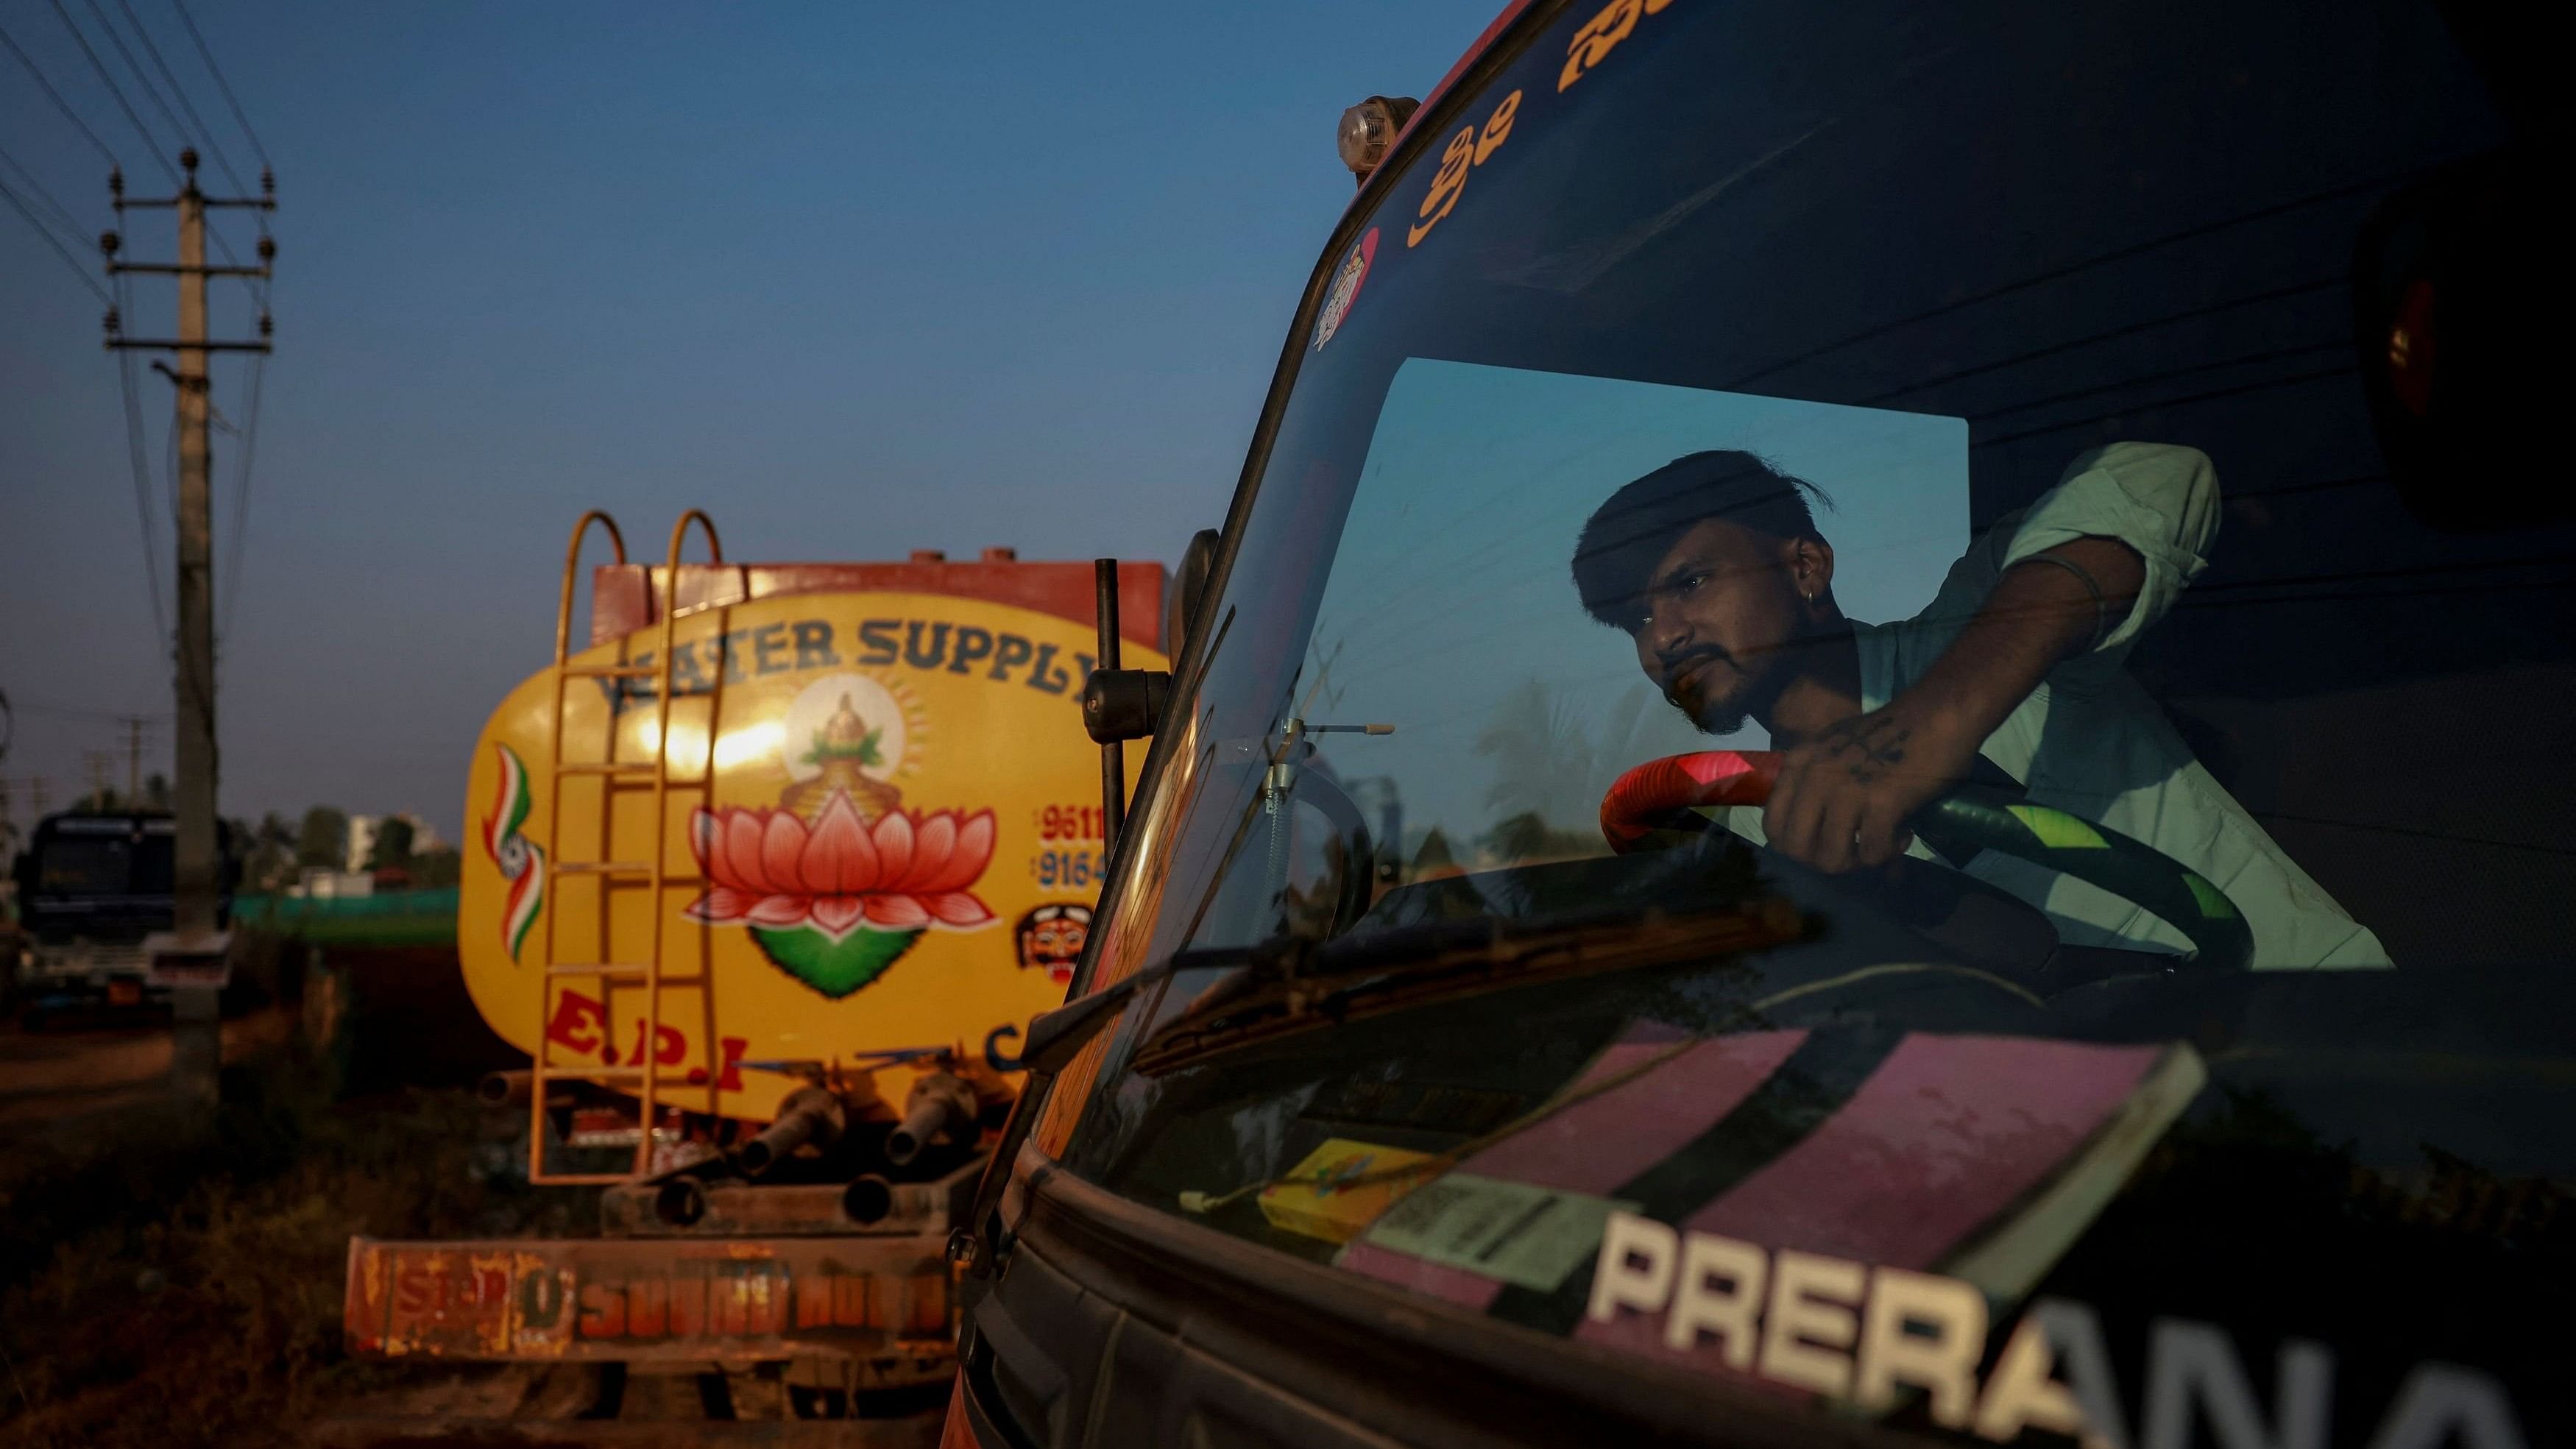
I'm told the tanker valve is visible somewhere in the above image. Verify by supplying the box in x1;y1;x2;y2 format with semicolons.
732;1085;847;1177
654;1178;708;1227
885;1071;979;1168
478;1069;531;1108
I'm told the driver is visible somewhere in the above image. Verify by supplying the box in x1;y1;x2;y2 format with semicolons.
1571;443;2388;968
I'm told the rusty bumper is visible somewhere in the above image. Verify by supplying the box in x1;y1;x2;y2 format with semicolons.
344;1233;952;1363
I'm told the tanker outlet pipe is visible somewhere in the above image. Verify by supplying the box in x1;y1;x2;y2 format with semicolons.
732;1085;846;1177
479;1069;532;1108
885;1071;979;1168
654;1179;708;1227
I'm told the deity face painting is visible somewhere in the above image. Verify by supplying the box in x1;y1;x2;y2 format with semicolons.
1014;903;1092;986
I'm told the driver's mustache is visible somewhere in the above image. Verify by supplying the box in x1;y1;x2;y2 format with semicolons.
1655;642;1732;688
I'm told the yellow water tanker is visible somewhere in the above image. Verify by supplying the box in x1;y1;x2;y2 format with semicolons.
456;514;1166;1168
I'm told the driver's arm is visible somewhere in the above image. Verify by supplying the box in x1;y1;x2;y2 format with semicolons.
1894;534;2145;744
1996;441;2219;654
1763;444;2218;872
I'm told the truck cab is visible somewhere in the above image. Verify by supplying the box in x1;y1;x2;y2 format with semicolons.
8;811;233;1016
948;1;2573;1445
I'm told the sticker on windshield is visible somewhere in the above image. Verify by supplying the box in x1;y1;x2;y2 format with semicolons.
1343;1173;1635;1293
1312;228;1378;350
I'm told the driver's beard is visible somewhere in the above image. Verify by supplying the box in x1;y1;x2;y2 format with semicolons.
1660;679;1749;736
1666;653;1782;737
1693;700;1753;736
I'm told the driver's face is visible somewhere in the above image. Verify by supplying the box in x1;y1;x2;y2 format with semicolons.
1630;517;1808;734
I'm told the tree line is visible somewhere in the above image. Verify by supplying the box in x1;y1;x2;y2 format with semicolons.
233;806;461;893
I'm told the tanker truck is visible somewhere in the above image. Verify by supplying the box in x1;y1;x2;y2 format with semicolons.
338;510;1167;1438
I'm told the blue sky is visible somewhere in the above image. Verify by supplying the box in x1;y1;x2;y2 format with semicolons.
0;1;1498;840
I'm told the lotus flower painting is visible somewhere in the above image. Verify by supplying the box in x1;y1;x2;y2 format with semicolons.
687;794;997;998
684;681;998;999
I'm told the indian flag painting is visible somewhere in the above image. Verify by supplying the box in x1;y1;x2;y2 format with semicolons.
481;743;546;963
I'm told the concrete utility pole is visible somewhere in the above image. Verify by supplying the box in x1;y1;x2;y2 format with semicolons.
105;149;274;1110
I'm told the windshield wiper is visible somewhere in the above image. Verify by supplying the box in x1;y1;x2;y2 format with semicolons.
1128;893;1813;1076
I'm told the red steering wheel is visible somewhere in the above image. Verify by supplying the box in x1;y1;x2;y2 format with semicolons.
1599;751;2254;971
1598;750;1785;852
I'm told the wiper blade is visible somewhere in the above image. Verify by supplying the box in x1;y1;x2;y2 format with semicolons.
1128;894;1813;1077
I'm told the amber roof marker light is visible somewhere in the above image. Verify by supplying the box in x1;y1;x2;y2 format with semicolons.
1338;96;1421;183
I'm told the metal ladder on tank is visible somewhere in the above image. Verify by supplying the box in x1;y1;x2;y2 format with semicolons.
528;509;732;1184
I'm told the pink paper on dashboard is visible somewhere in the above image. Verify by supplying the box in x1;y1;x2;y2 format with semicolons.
1681;1033;2161;1269
1337;1026;1807;1308
1334;1240;1507;1309
1574;1033;2165;1379
1460;1027;1808;1192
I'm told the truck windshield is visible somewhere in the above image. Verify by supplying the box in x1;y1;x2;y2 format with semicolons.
1057;0;2569;1439
35;831;170;896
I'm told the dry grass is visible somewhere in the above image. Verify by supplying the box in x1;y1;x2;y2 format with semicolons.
0;1049;581;1448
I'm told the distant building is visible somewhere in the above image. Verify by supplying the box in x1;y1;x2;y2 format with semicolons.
345;814;381;875
294;866;374;899
346;812;436;872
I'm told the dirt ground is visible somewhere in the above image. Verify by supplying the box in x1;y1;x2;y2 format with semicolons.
0;1007;299;1130
0;940;948;1447
0;942;958;1449
0;940;573;1449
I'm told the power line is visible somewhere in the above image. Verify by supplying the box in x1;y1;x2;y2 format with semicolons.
46;0;177;183
0;21;120;166
113;270;173;650
56;0;269;307
82;0;191;163
215;225;268;308
4;21;263;321
113;0;248;199
3;697;169;722
1;17;260;308
219;352;266;639
0;141;92;244
127;1;274;304
147;0;274;637
167;0;266;171
163;400;179;531
0;175;113;305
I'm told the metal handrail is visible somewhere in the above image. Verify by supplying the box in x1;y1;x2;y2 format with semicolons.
552;510;627;667
526;509;749;1185
634;509;727;1178
531;512;629;1183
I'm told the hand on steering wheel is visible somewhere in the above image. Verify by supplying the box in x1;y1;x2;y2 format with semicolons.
1600;751;2254;971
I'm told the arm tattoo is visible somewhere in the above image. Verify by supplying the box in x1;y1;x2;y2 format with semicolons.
1819;717;1911;784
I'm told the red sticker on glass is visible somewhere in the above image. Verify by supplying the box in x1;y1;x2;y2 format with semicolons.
1312;227;1379;350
